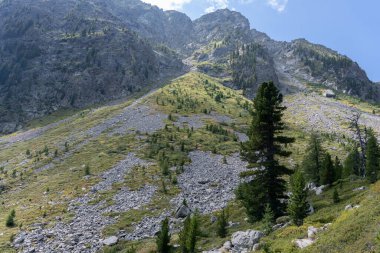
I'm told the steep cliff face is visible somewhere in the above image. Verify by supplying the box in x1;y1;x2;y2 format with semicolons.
0;0;184;133
267;39;377;99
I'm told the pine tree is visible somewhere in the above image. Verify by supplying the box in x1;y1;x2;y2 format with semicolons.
320;153;335;185
333;188;340;203
179;217;190;253
186;214;199;253
262;204;275;235
334;156;343;182
156;217;171;253
302;133;324;184
216;208;228;238
238;82;294;220
366;130;379;183
179;214;199;253
287;170;308;226
343;147;361;178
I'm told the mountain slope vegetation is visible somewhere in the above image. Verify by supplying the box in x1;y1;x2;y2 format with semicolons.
0;71;378;253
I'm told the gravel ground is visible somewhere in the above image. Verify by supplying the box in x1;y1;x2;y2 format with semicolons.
284;93;380;139
14;153;156;253
172;151;248;214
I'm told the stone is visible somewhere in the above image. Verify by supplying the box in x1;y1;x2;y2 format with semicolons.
223;241;232;250
307;226;319;239
353;186;367;191
294;238;314;248
345;204;353;210
231;230;264;251
175;204;192;218
102;236;118;246
13;233;26;244
308;202;315;214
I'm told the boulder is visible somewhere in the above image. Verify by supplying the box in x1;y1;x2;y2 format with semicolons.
231;230;264;251
223;241;232;250
175;204;192;218
102;236;118;246
307;226;319;239
294;238;314;248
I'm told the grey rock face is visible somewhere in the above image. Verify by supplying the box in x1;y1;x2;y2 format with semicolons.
0;0;183;134
231;230;264;251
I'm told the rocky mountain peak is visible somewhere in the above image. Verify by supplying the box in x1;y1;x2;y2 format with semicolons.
193;8;251;44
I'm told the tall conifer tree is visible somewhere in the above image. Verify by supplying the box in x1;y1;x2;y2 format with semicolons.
238;81;294;220
366;130;379;183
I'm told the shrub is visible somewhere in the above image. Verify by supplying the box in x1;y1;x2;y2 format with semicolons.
84;164;91;176
6;209;16;227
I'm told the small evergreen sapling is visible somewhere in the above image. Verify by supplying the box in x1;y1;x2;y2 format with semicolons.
216;208;228;238
333;188;340;203
6;209;16;227
156;217;171;253
262;204;274;235
287;169;308;226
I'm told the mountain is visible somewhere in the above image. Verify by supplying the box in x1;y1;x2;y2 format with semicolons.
0;0;378;135
0;0;184;134
0;71;379;253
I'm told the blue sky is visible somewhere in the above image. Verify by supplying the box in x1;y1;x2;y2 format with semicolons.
142;0;379;82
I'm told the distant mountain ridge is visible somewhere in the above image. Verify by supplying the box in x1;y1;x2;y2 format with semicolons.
0;0;378;133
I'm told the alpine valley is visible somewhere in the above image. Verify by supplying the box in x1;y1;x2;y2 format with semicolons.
0;1;379;253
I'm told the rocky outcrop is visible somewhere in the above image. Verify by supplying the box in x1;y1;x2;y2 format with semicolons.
294;224;332;249
203;229;264;253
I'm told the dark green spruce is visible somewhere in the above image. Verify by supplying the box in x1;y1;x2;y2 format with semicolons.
302;133;324;185
156;217;171;253
320;153;335;186
237;81;294;221
366;130;379;183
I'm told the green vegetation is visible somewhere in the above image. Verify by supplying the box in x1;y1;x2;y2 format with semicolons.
365;130;379;183
156;217;171;253
180;214;199;253
288;170;308;226
238;81;295;219
262;204;275;235
302;133;324;185
216;208;228;238
0;71;379;253
5;209;16;228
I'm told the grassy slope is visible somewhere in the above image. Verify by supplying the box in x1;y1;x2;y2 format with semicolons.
0;72;379;253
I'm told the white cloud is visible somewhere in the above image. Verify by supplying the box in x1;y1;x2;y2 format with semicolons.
205;0;229;13
141;0;192;10
239;0;288;12
266;0;288;12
